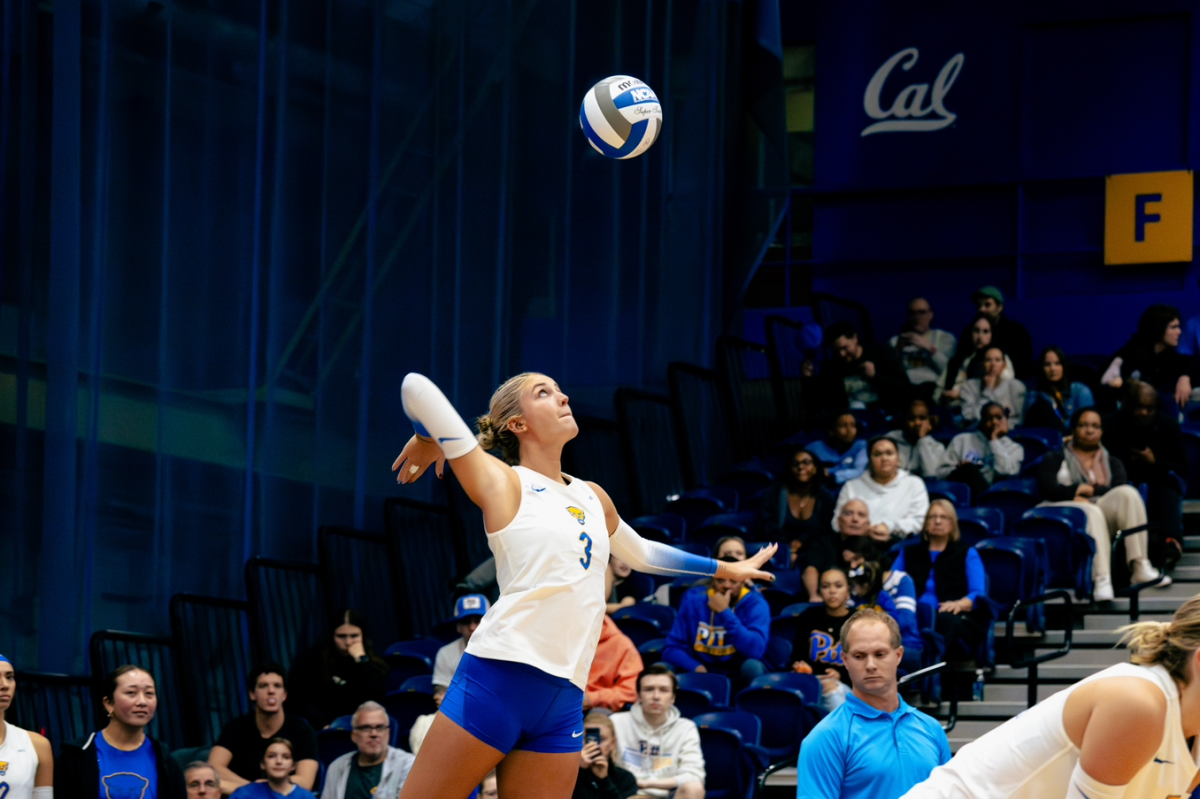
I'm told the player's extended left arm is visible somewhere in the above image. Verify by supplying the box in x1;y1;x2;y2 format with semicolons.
609;519;719;578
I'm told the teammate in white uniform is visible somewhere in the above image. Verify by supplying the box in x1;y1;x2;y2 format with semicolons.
0;655;54;799
391;372;777;799
901;594;1200;799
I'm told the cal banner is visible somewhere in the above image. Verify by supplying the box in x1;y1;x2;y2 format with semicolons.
813;4;1020;190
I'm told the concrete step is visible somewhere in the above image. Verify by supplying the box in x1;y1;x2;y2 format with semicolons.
1084;611;1171;630
1171;565;1200;580
1177;553;1200;567
974;682;1064;703
993;662;1112;681
1025;647;1127;666
946;718;1007;742
1040;628;1122;646
938;699;1027;718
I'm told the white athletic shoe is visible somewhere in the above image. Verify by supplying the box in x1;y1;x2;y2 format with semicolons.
1092;575;1114;602
1129;560;1172;587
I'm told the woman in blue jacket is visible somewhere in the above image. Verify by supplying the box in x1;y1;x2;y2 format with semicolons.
663;555;772;686
1024;346;1095;432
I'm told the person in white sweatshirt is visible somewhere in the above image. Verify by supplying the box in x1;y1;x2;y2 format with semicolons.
610;666;705;799
935;402;1024;497
886;399;947;478
834;437;930;539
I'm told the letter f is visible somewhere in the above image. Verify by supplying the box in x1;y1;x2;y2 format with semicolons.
1135;193;1163;242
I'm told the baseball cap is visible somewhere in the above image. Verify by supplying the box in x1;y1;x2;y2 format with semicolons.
454;594;489;620
971;285;1004;304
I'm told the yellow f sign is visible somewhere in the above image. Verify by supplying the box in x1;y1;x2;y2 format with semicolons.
1105;170;1193;265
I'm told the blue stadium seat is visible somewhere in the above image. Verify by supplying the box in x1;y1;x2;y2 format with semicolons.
770;602;819;642
925;480;971;508
90;630;188;750
690;512;757;550
696;727;758;799
748;672;822;706
667;487;739;530
383;641;435;693
1009;427;1062;462
713;462;776;506
978;479;1040;532
319;526;402;648
734;685;823;761
693;710;763;748
668;576;709;608
631;514;686;543
975;538;1047;632
760;587;800;618
678;672;733;708
849;408;888;439
1013;511;1094;598
638;637;667;663
381;688;437;746
613;572;656;604
956;507;1005;538
424;619;461;645
316;727;356;768
675;686;715;720
771;569;802;596
611;604;678;648
171;593;253;747
750;541;791;572
763;636;795;671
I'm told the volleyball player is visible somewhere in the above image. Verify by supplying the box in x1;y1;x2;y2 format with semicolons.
0;655;54;798
391;372;776;799
901;594;1200;799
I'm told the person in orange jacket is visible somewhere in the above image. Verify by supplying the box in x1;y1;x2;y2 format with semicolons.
585;616;644;712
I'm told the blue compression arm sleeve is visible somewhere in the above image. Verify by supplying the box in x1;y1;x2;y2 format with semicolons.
610;520;719;578
400;373;479;459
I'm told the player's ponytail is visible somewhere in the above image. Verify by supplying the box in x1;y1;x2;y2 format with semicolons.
1119;594;1200;684
476;372;538;465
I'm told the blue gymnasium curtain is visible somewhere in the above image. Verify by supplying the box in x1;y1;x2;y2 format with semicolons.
0;0;780;671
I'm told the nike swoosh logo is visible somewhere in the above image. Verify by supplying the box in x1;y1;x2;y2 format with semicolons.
533;486;546;492
1154;757;1174;764
438;436;464;443
571;730;584;738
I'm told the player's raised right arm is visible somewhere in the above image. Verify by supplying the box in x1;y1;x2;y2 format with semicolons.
393;373;521;531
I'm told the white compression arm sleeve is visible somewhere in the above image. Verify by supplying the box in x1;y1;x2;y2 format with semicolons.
1066;761;1127;799
610;519;719;578
401;373;479;459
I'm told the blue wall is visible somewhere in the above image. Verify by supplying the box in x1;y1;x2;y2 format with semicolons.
792;1;1200;354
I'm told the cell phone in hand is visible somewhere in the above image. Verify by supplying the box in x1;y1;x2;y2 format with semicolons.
584;728;601;746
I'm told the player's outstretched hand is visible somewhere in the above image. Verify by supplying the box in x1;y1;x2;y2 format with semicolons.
716;543;778;584
392;435;447;484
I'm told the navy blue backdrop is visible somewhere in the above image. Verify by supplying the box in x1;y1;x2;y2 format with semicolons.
0;0;785;671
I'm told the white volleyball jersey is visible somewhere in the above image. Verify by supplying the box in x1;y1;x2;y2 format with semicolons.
465;466;610;690
0;722;40;799
901;663;1197;799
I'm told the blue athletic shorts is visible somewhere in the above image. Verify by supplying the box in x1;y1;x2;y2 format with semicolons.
440;652;585;754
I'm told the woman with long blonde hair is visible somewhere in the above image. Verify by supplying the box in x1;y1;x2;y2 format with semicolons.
902;593;1200;799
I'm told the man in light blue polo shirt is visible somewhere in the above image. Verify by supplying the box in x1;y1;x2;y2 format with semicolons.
797;608;950;799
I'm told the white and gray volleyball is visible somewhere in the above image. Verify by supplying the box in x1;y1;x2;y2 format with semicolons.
579;75;663;160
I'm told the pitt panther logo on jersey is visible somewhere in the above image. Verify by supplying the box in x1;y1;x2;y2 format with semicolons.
808;631;844;666
566;506;586;525
693;622;737;657
0;760;7;776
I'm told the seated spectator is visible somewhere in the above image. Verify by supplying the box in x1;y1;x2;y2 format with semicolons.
834;437;930;540
663;556;770;683
886;399;947;478
433;594;489;688
936;313;1015;407
185;761;221;799
1105;380;1187;567
209;664;318;795
795;610;950;799
890;297;957;391
806;411;868;486
586;615;644;713
575;712;641;799
804;498;873;601
611;666;705;799
822;321;912;414
479;770;499;799
965;285;1033;378
606;557;650;615
288;609;388;730
892;501;991;663
959;346;1026;427
324;701;415;799
1024;346;1095;432
407;684;444;755
791;568;853;706
714;536;757;591
0;653;54;795
1036;408;1170;601
759;448;837;569
229;738;316;799
845;547;921;675
935;401;1024;497
1102;304;1197;411
56;665;185;797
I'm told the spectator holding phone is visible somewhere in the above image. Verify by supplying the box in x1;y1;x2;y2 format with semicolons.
574;713;640;799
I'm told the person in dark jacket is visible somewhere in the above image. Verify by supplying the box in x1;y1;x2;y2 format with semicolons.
1105;381;1189;567
1024;346;1095;432
1102;304;1198;412
56;664;185;798
965;286;1034;378
1036;408;1169;601
822;321;912;415
663;556;771;684
287;609;389;730
790;567;853;689
892;500;990;663
573;713;640;799
760;448;838;570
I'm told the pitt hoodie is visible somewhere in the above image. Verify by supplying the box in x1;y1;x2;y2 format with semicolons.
663;585;770;672
611;703;706;797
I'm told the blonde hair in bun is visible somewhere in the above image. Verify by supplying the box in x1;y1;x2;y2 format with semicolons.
476;372;540;465
1119;594;1200;684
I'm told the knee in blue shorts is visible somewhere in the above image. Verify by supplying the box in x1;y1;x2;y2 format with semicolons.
440;653;585;754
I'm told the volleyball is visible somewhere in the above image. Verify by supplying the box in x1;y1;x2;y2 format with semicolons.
579;75;663;160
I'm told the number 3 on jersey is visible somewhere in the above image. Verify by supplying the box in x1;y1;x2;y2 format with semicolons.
579;532;593;569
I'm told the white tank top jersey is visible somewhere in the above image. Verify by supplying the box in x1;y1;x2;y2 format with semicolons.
901;663;1197;799
0;722;40;799
465;465;610;690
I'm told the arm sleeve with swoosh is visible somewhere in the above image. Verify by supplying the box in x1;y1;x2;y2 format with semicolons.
400;373;479;459
610;520;719;578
